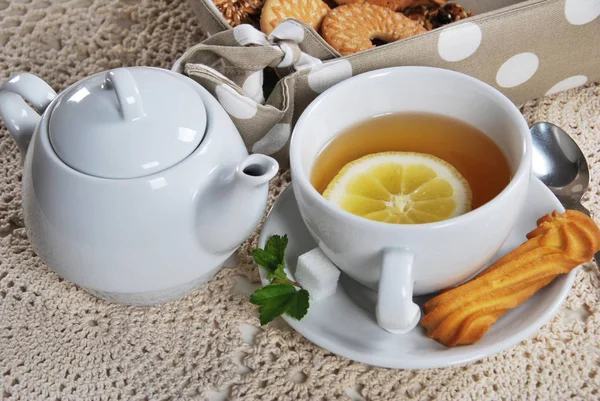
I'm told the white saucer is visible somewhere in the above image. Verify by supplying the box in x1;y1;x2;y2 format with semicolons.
257;177;576;369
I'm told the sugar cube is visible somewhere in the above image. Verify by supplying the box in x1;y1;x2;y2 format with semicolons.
295;248;340;302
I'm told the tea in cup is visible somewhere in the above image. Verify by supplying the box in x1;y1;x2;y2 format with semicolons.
290;67;532;333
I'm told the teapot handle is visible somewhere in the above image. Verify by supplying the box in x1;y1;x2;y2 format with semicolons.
0;73;57;158
0;72;56;112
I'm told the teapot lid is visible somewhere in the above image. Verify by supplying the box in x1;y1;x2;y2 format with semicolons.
48;67;207;179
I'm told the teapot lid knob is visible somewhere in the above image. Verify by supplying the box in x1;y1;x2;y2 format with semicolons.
104;69;145;122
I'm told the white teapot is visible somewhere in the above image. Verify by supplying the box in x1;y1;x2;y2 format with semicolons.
0;67;278;305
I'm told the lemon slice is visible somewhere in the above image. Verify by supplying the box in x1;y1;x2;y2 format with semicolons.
323;152;472;224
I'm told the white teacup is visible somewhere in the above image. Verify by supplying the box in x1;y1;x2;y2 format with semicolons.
290;67;532;333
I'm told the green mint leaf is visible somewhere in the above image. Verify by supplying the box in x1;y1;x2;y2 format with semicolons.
250;284;296;325
249;283;296;305
267;263;288;281
256;299;288;326
252;248;279;272
252;235;289;275
285;289;310;321
264;234;288;263
250;235;310;325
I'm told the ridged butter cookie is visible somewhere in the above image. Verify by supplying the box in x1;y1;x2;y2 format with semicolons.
330;0;445;12
260;0;330;35
332;0;411;11
321;3;427;55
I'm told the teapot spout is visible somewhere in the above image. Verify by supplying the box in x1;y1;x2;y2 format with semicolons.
237;154;279;188
197;154;279;254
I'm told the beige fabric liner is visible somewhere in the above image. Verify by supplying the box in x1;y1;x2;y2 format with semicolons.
0;1;599;400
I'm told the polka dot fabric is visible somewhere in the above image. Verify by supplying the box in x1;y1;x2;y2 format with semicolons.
216;84;259;119
496;52;540;89
437;22;482;62
564;0;600;25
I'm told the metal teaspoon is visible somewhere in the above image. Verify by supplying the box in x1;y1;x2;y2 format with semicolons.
530;121;600;266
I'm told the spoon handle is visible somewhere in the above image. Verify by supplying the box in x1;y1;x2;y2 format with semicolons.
564;202;600;267
567;202;591;217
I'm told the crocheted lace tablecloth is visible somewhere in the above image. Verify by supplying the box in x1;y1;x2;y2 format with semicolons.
0;1;599;400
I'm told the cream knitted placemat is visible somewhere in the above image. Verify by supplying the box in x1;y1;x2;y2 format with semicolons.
0;1;599;400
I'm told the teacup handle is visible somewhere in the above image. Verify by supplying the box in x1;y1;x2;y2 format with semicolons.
376;248;421;334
